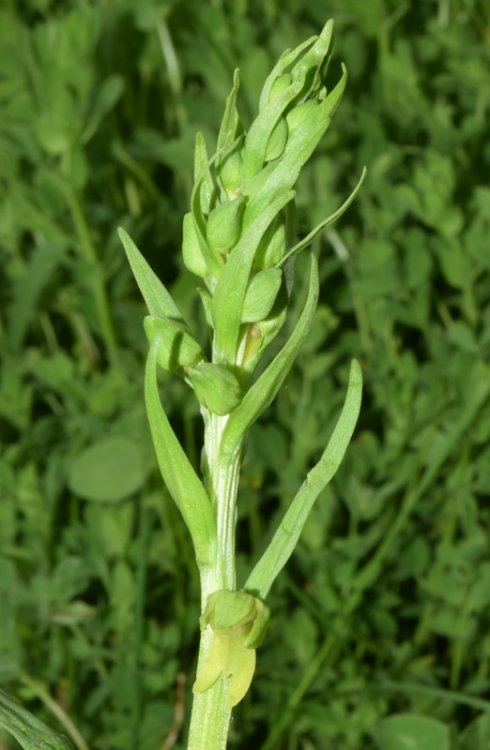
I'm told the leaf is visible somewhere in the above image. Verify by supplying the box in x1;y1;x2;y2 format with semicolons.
82;74;124;143
0;689;74;750
7;245;64;351
278;166;367;266
189;145;223;280
118;227;183;320
373;713;450;750
258;35;315;110
216;68;242;155
290;20;335;101
242;77;303;180
243;68;346;215
68;438;146;503
211;189;295;362
220;254;319;464
457;711;490;750
193;132;215;214
244;21;336;179
245;358;362;598
145;336;216;568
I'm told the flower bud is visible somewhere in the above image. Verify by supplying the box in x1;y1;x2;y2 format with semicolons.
144;316;203;371
268;73;292;102
265;117;288;161
206;195;246;255
218;142;243;197
286;100;319;133
242;268;283;323
187;363;242;415
182;212;208;278
253;217;287;270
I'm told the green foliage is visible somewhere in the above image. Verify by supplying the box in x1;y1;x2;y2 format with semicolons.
1;0;490;748
0;689;74;750
373;713;450;750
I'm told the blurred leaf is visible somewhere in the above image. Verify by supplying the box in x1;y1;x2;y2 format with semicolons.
373;713;450;750
68;437;146;503
457;711;490;750
0;689;74;750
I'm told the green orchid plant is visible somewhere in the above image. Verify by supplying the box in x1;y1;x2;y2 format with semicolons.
0;18;363;750
119;19;364;749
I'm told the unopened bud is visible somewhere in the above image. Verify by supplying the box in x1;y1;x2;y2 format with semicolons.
218;142;243;197
253;218;287;270
265;117;288;161
182;213;208;278
188;363;242;415
286;100;319;133
144;316;203;371
268;73;292;102
206;196;246;254
242;268;283;323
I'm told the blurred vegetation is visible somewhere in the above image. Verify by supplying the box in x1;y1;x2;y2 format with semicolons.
1;1;489;748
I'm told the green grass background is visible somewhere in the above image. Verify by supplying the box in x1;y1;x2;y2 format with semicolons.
1;0;490;748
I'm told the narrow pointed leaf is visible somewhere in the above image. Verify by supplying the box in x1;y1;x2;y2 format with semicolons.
217;68;242;155
258;35;317;110
244;24;337;179
278;166;367;266
193;132;215;215
0;689;74;750
244;69;347;215
291;19;334;100
190;171;223;281
219;254;319;463
118;227;182;320
145;336;216;567
242;79;303;180
245;359;362;598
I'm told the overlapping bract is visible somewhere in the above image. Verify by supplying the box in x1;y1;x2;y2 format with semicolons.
122;20;359;418
184;20;350;370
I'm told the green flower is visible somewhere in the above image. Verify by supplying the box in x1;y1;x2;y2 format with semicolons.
193;590;270;707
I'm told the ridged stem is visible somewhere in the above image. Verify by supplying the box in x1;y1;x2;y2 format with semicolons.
186;413;242;750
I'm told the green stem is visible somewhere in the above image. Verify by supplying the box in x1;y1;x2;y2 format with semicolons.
187;413;242;749
187;640;232;750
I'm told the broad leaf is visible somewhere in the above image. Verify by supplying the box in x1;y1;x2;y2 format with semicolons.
373;713;450;750
68;437;146;503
